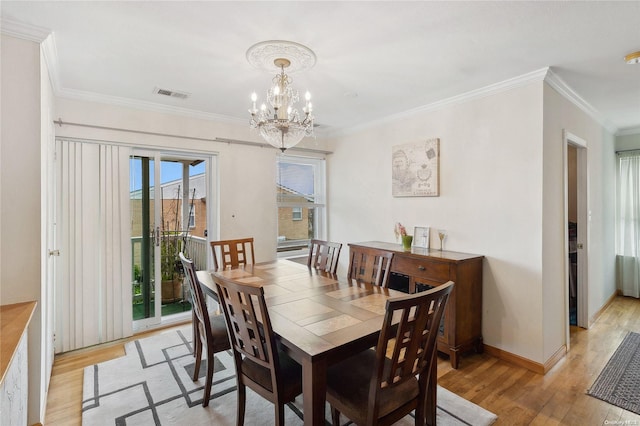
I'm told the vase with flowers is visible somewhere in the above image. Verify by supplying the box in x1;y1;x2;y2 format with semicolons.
394;222;413;250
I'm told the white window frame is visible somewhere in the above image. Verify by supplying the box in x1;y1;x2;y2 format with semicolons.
276;154;327;252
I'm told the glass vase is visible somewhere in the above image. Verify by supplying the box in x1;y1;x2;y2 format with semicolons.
401;235;413;251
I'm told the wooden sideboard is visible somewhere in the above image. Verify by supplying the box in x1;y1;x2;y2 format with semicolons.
1;301;37;425
349;241;484;368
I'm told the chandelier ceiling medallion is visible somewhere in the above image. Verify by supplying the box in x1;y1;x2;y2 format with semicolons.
625;51;640;64
247;40;316;152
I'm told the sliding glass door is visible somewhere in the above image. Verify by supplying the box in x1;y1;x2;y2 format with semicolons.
130;151;210;330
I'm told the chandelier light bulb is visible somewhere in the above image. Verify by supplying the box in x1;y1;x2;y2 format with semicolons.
305;91;311;101
249;92;258;114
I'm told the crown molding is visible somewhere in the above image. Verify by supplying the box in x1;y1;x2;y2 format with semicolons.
1;19;51;42
56;87;246;125
1;18;622;138
327;67;620;138
328;68;551;138
2;18;61;92
544;68;618;134
40;33;61;93
417;67;551;114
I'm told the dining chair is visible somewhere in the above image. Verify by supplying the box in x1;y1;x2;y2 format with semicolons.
307;239;342;274
179;252;231;407
214;275;302;426
210;237;255;270
326;281;454;426
347;245;394;287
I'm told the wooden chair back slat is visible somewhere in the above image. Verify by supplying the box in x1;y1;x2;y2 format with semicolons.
214;274;302;425
307;239;342;274
362;281;453;424
374;281;453;396
325;281;454;425
215;276;278;377
181;252;212;345
210;237;255;270
347;245;394;287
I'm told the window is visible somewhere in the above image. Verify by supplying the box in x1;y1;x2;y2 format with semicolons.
291;207;303;221
616;151;640;297
188;208;196;229
276;155;326;252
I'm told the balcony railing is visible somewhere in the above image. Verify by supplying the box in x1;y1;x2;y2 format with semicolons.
183;235;208;270
131;234;208;277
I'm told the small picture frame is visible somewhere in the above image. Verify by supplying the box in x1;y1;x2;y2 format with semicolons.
413;226;430;248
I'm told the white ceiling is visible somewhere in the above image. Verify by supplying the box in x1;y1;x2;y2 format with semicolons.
2;1;639;135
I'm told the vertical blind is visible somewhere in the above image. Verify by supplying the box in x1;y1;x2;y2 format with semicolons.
616;150;640;298
55;139;132;352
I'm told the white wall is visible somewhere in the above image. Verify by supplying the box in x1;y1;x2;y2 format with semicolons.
615;133;640;151
0;34;45;425
325;78;618;366
542;85;616;360
327;82;549;362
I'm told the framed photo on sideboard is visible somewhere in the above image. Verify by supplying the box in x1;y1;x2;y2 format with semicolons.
413;226;430;248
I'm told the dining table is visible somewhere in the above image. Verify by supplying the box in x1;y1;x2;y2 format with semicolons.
196;258;420;426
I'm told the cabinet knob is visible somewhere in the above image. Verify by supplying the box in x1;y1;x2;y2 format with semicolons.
417;265;425;271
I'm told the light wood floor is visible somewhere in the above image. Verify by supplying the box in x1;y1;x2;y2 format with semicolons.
45;297;640;425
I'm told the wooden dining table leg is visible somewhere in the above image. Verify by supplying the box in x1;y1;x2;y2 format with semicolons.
301;356;327;426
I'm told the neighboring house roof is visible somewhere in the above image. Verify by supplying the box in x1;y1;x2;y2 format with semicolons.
277;183;314;203
130;173;206;200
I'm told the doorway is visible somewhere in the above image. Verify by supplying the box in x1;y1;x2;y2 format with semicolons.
130;151;210;331
567;145;578;326
564;131;588;339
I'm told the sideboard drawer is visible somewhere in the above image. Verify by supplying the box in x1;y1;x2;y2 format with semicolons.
393;256;450;283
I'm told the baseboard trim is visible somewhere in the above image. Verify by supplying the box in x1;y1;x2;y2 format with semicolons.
544;345;567;373
484;344;567;375
484;344;545;374
588;290;620;328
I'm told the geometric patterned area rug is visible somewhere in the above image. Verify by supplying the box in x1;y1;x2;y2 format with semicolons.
588;331;640;415
82;327;498;425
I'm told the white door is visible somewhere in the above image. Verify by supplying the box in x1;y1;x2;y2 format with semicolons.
130;151;162;330
131;151;212;331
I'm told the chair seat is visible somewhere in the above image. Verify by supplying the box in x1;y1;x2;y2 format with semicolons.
208;314;231;352
241;346;302;402
326;349;419;424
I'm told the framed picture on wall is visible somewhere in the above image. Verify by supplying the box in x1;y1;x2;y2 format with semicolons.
413;226;430;248
392;138;440;197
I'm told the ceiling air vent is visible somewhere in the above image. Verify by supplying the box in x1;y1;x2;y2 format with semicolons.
153;87;190;100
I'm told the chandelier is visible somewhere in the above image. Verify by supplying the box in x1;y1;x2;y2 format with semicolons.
249;58;314;151
247;41;316;152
